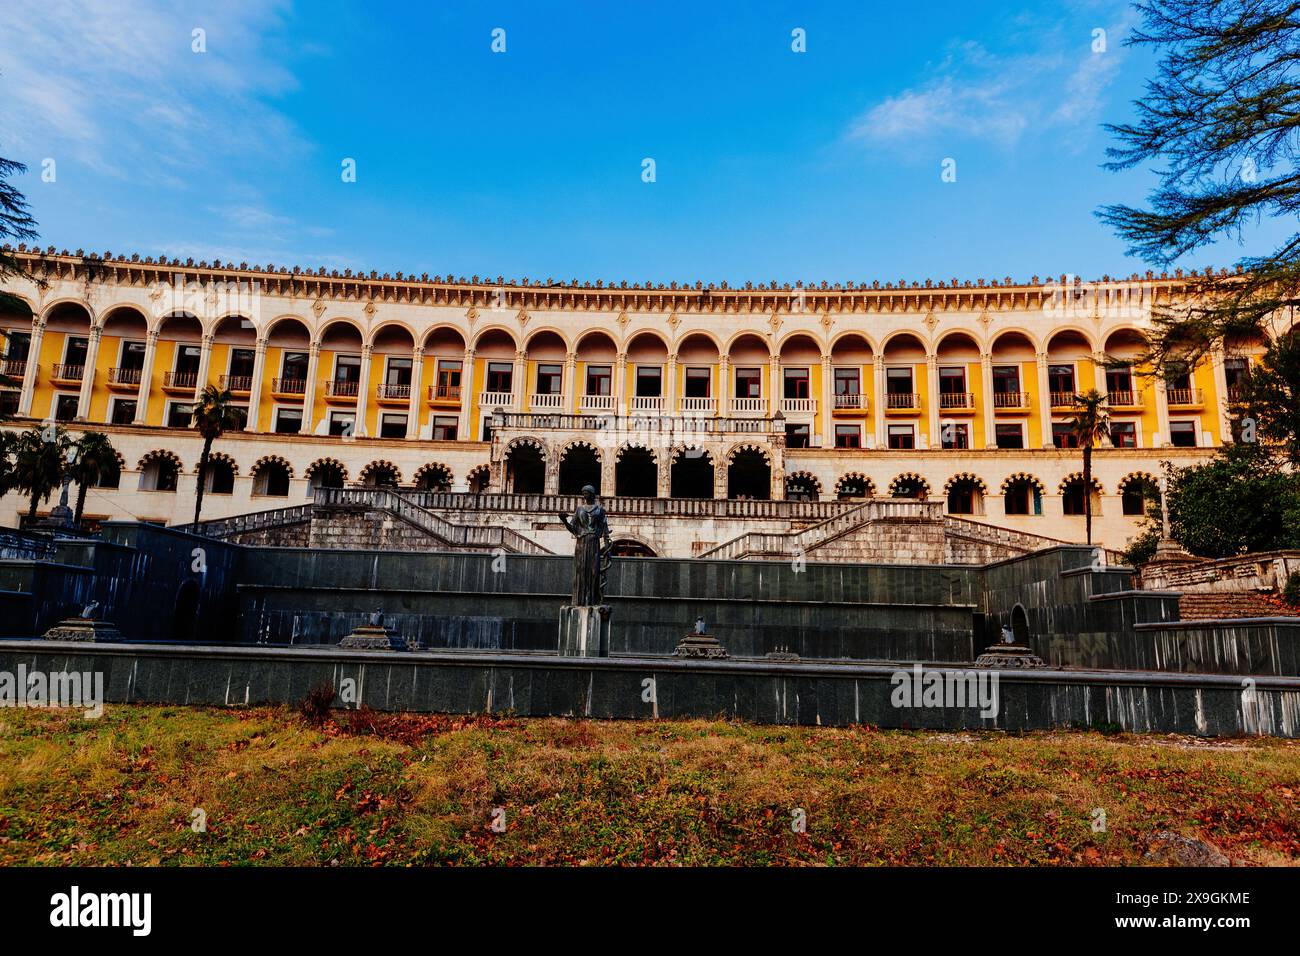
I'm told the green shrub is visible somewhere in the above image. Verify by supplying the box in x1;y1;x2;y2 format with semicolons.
1284;571;1300;608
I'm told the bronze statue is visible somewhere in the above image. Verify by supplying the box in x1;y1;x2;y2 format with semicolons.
558;485;612;605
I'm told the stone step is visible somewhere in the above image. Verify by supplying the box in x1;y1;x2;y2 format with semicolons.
1177;591;1300;620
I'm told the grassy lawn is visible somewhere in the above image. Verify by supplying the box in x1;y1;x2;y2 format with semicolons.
0;704;1297;866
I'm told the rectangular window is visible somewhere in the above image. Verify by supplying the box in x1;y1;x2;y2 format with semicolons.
1110;420;1137;448
938;366;966;393
228;347;255;378
1224;357;1249;389
684;367;711;398
536;364;563;395
110;398;137;425
274;407;302;434
0;390;20;417
435;360;462;397
486;362;513;393
992;365;1020;393
281;351;309;380
432;416;458;441
585;364;612;396
786;423;811;448
328;411;355;436
635;366;662;397
783;367;810;399
334;354;361;383
380;413;407;438
735;367;762;398
63;336;89;367
995;423;1024;449
54;394;79;422
1167;364;1192;391
386;356;412;386
4;330;30;361
941;422;969;449
885;367;913;393
887;424;914;449
1052;422;1079;449
833;367;859;395
1048;364;1075;396
836;424;863;448
166;402;193;428
1169;420;1198;447
1105;365;1133;397
175;343;201;375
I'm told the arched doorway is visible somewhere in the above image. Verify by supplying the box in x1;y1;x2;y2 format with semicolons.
670;448;713;499
505;442;545;494
609;539;656;557
1011;604;1030;645
615;446;657;497
558;443;601;495
727;447;771;500
171;579;200;642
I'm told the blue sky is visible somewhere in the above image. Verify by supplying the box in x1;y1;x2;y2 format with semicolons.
0;0;1279;285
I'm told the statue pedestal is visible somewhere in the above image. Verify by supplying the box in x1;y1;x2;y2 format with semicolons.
339;623;410;651
673;632;729;659
974;643;1045;668
44;618;123;643
558;605;610;657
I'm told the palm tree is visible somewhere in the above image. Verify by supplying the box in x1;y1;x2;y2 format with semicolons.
1068;389;1111;545
191;384;243;526
68;431;118;529
12;426;68;524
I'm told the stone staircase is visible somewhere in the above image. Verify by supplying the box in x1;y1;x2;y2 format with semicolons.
180;488;552;555
1178;591;1300;621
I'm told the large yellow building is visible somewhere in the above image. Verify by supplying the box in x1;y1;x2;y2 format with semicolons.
0;246;1275;553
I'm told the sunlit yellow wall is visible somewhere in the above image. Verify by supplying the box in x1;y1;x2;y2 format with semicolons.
1020;359;1042;447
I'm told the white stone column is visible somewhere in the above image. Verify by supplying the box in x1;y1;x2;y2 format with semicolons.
768;354;781;416
406;345;424;439
299;340;321;435
1036;352;1053;448
133;330;159;425
615;351;628;416
18;319;45;417
355;344;373;437
718;356;731;417
193;332;215;401
76;324;103;420
512;349;527;411
246;336;268;433
1210;344;1231;442
925;353;939;449
457;346;475;440
564;350;578;412
980;352;996;448
872;360;885;448
820;353;833;448
666;352;679;415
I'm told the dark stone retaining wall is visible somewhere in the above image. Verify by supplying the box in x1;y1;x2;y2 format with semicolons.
1133;619;1300;677
2;641;1296;738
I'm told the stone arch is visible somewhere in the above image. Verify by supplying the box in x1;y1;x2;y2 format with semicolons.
726;443;771;500
412;461;454;491
251;454;294;496
504;439;545;494
999;471;1046;495
609;536;658;557
91;450;126;489
615;443;657;497
137;449;181;492
835;472;876;499
888;472;931;500
364;318;420;348
784;470;822;501
989;327;1043;353
1060;471;1104;517
1001;472;1045;516
359;459;402;488
724;441;772;465
317;316;367;343
306;457;348;490
465;463;491;493
201;451;238;495
1118;471;1160;516
943;472;987;516
559;439;603;495
1058;471;1104;495
669;444;714;499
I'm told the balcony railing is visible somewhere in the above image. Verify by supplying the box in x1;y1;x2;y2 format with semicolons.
52;363;84;382
833;392;865;411
939;391;974;409
1106;389;1137;406
376;382;412;401
108;366;142;387
732;396;767;414
781;397;817;414
324;379;359;398
631;395;663;412
272;377;307;394
1167;387;1203;406
428;384;462;402
0;359;26;378
679;396;717;413
220;374;252;392
163;370;198;389
992;390;1030;409
479;390;514;408
1050;390;1077;407
530;392;565;410
885;392;920;409
580;393;615;412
